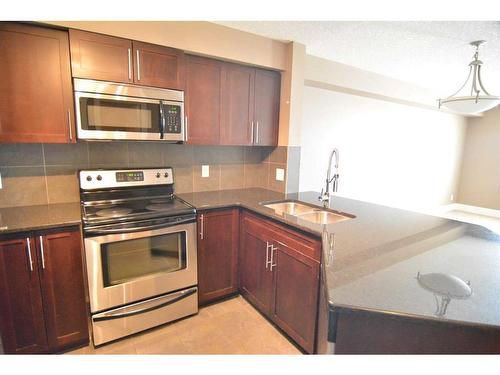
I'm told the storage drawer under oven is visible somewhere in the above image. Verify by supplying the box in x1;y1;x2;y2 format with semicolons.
92;287;198;346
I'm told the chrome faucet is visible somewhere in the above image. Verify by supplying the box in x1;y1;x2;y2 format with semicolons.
319;148;339;207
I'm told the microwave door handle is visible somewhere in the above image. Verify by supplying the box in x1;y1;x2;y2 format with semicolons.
159;103;165;139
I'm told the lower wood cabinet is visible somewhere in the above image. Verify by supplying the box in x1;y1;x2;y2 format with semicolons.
239;211;321;353
0;227;89;354
197;209;239;305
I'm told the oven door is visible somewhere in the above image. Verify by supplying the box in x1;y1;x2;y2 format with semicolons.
84;222;197;313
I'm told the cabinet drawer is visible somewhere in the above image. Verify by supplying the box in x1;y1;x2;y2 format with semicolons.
242;211;321;262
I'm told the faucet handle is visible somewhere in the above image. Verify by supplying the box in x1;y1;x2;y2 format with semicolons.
319;188;324;200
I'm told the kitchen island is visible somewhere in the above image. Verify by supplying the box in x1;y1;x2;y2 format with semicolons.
179;188;500;354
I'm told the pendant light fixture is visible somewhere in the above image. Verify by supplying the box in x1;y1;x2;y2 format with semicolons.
438;40;500;115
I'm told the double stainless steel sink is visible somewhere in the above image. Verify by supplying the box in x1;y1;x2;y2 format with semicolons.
262;201;354;225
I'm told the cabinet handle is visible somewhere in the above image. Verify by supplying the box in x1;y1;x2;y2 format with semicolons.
250;121;255;144
255;121;259;144
136;49;141;81
67;109;73;141
184;115;188;142
26;238;33;272
270;244;277;271
128;48;132;80
200;214;204;240
39;236;46;270
265;242;272;269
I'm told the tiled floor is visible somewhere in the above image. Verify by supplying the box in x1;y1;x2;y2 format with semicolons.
67;296;302;355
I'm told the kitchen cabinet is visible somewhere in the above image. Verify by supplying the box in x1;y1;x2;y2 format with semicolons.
239;211;320;353
220;63;255;145
270;237;320;353
197;209;239;305
220;63;281;146
0;23;75;143
69;29;134;84
133;41;185;90
0;238;48;354
239;214;275;314
69;29;185;90
253;69;281;146
185;55;221;144
0;227;89;354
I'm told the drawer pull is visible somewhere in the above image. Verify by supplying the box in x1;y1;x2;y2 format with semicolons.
39;236;46;269
26;238;33;272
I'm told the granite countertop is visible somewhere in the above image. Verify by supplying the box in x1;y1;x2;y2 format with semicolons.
0;202;82;235
179;188;500;330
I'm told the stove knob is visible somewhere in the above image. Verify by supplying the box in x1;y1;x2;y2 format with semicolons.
97;175;102;181
156;172;161;178
164;172;169;178
86;175;92;181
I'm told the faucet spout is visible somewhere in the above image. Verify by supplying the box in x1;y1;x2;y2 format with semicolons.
319;148;340;207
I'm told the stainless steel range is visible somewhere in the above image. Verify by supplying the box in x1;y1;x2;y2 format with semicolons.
79;167;198;346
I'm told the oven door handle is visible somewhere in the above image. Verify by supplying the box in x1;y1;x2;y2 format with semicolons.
92;287;197;322
85;217;194;235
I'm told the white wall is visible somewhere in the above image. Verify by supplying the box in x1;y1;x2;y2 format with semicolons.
299;85;467;212
458;106;500;210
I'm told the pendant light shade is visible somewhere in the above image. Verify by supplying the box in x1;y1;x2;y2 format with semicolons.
439;41;500;115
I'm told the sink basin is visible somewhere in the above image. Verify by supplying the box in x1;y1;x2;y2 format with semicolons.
262;200;354;225
263;201;317;216
297;210;352;225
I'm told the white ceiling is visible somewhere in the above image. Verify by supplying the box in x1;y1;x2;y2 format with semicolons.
216;21;500;96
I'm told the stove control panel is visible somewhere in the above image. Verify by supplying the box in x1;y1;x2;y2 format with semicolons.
116;171;144;182
80;168;173;190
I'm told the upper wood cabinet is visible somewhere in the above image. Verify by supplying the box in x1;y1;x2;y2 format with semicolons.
69;29;185;90
69;29;133;84
0;227;89;354
0;23;75;143
253;69;281;146
185;55;221;144
197;209;239;305
133;41;185;90
220;62;281;146
220;63;256;145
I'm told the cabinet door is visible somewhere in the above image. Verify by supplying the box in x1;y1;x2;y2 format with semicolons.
69;29;133;84
271;241;319;353
253;69;280;146
0;237;48;354
239;214;274;315
133;41;185;90
0;23;75;143
197;209;239;305
220;63;255;145
37;229;89;352
185;55;221;144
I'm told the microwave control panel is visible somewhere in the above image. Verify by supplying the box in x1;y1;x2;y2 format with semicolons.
163;103;182;134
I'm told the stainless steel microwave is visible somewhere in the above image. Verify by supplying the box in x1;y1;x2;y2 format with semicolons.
74;78;185;142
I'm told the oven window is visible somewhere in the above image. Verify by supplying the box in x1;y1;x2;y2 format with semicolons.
79;97;161;133
101;232;186;287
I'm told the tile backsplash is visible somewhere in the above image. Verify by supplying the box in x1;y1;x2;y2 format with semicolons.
0;142;292;208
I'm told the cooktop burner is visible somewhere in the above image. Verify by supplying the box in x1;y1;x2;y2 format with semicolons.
146;204;174;211
150;198;172;204
96;207;133;218
79;168;196;228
